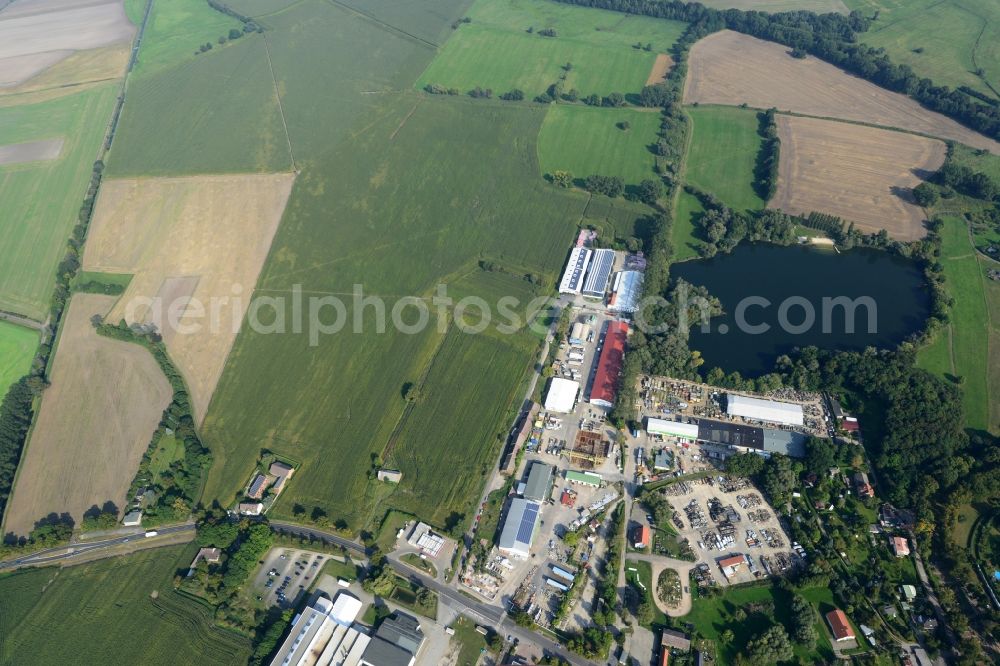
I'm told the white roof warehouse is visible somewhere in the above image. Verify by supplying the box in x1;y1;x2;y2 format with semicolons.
725;394;804;427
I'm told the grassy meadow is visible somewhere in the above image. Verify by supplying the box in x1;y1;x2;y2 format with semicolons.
0;547;252;665
673;189;707;261
684;105;766;212
917;216;993;431
128;0;244;78
537;105;662;185
0;322;37;396
417;0;686;97
0;84;119;320
846;0;1000;101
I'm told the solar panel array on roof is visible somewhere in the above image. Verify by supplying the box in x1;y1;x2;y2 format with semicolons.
581;249;614;298
559;247;592;294
516;502;539;543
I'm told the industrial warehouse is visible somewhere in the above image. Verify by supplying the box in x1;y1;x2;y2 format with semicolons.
646;414;808;459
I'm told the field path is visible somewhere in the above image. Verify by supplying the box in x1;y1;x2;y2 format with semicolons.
262;33;296;172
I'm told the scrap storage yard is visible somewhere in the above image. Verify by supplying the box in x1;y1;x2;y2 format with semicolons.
683;30;1000;154
770;115;946;241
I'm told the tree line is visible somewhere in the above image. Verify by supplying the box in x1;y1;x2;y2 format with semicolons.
754;108;780;201
553;0;1000;141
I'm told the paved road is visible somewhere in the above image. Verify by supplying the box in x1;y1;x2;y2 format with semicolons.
269;520;370;556
0;523;194;569
388;552;599;666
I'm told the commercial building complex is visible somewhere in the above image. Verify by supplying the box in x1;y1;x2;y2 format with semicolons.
558;247;592;295
498;498;541;559
581;248;615;298
725;394;804;427
648;416;807;459
523;462;554;502
646;418;699;441
589;321;628;408
544;377;579;413
608;270;643;314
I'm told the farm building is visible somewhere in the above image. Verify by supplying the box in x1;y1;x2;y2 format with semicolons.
661;629;691;651
568;430;610;468
269;461;295;492
406;522;445;558
565;470;602;487
239;502;264;516
581;248;615;298
377;469;403;483
608;270;643;314
718;554;744;579
523;462;554;502
725;394;804;426
825;609;855;642
589;320;628;408
247;473;270;499
890;536;910;558
646;418;698;441
498;498;541;559
568;322;590;345
633;525;650;549
122;510;142;526
558;247;592;295
544;377;579;413
268;593;370;666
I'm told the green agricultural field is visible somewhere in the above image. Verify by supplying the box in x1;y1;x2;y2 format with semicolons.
0;546;252;665
201;95;590;532
417;0;686;97
0;322;37;397
107;34;292;176
846;0;1000;100
684;106;766;212
917;216;993;431
582;196;658;247
129;0;244;78
383;327;537;528
673;189;707;261
0;84;118;320
537;105;661;185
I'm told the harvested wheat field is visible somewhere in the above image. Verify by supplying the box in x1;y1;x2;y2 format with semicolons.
770;115;946;240
82;173;296;422
0;43;131;106
646;53;673;85
0;0;134;88
685;31;1000;154
3;293;172;537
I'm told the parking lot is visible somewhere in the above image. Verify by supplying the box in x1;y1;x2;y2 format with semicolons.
251;547;327;608
657;474;803;585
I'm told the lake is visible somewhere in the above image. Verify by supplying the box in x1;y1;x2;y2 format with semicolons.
669;243;930;376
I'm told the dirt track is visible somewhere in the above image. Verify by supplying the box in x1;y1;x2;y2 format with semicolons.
769;115;946;240
82;173;296;423
684;30;1000;154
645;53;673;86
3;294;172;538
0;0;134;88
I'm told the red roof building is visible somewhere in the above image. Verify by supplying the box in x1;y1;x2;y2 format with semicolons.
891;536;910;557
826;609;855;642
589;321;628;408
633;525;650;549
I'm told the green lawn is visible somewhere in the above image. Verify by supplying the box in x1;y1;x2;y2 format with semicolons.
684;106;765;212
673;188;707;261
916;215;992;431
538;105;661;185
625;559;667;629
320;556;361;582
0;84;119;320
0;546;252;665
0;322;37;397
417;0;687;97
450;616;490;666
148;433;184;476
129;0;244;79
686;583;835;664
846;0;1000;101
